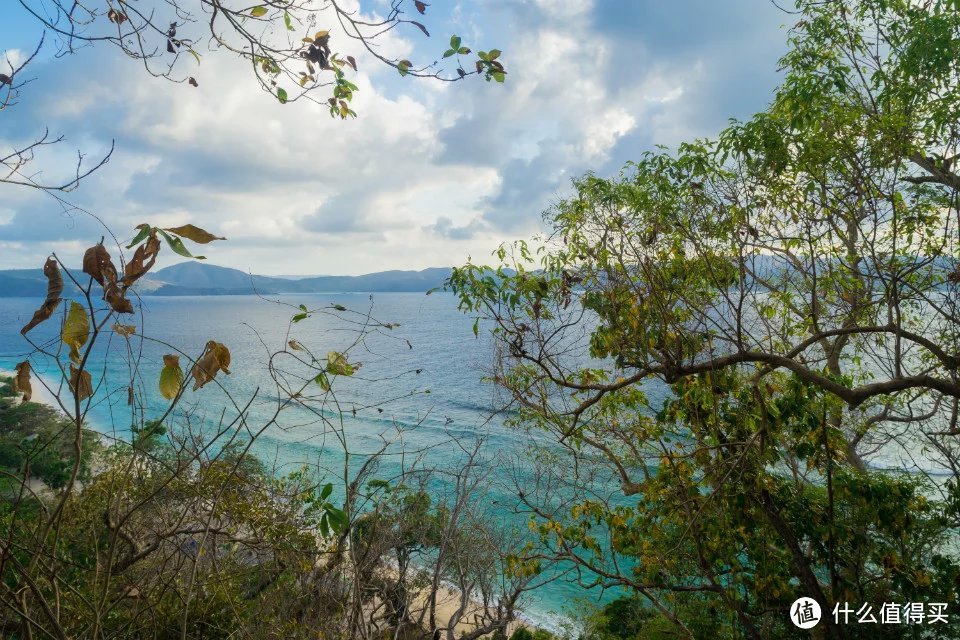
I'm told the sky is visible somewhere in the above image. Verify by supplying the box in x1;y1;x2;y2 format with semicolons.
0;0;789;275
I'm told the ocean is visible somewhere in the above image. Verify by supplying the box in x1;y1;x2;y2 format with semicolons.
0;291;653;631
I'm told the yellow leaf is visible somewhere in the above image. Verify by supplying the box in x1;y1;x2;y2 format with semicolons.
314;30;329;40
162;224;225;244
327;351;354;376
62;301;90;364
251;6;268;17
159;354;184;400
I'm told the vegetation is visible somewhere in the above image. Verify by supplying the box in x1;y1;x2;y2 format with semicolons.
0;375;98;490
450;0;960;637
3;0;960;638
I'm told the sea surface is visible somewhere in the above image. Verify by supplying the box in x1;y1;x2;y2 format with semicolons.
0;291;650;630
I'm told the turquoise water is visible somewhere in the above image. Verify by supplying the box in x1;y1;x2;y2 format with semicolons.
0;291;659;629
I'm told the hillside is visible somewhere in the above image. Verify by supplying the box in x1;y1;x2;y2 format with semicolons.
0;262;453;296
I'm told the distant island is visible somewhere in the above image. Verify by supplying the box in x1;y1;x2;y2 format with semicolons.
0;262;454;297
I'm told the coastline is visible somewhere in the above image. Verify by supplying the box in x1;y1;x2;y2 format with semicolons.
0;368;569;637
0;367;64;415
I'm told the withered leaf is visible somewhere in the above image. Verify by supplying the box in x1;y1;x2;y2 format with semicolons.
107;8;128;25
21;258;64;335
112;324;137;337
188;77;198;87
191;341;231;391
82;244;117;286
104;282;135;314
13;361;32;403
84;244;133;313
163;224;225;244
69;365;93;401
0;74;11;85
411;21;429;37
346;56;357;71
123;232;161;289
415;1;428;14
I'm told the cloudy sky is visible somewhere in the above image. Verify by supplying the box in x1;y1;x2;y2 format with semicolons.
0;0;788;275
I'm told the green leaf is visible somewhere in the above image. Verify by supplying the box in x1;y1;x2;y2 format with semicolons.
487;49;501;60
158;230;204;259
250;6;267;17
320;483;333;500
315;372;330;391
326;506;349;532
397;60;411;77
327;351;355;376
493;71;505;83
284;10;294;31
458;47;471;55
187;49;201;65
472;318;479;337
277;87;288;103
443;49;456;58
126;224;153;249
293;313;308;323
450;35;462;50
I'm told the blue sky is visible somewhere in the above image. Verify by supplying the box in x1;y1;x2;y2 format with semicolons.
0;0;788;275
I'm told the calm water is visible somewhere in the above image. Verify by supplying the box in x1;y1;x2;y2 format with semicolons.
0;292;652;629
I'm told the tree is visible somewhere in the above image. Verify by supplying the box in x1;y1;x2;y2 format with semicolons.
1;222;547;638
450;1;960;637
2;1;506;194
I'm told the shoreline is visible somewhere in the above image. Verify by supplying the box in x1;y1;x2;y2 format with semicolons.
0;367;65;415
0;368;570;637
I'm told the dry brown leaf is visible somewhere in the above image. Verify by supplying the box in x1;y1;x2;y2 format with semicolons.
84;243;134;313
82;244;117;286
104;282;135;314
69;365;93;401
14;361;32;403
21;258;64;335
113;324;137;337
191;341;231;390
122;233;161;289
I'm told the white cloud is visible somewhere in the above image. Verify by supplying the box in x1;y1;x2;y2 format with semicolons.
0;1;788;274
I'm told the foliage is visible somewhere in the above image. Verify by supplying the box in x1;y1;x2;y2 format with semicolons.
0;375;98;489
0;221;547;639
449;1;960;638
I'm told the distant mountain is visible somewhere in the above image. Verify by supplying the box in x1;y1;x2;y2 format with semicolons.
0;262;454;297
